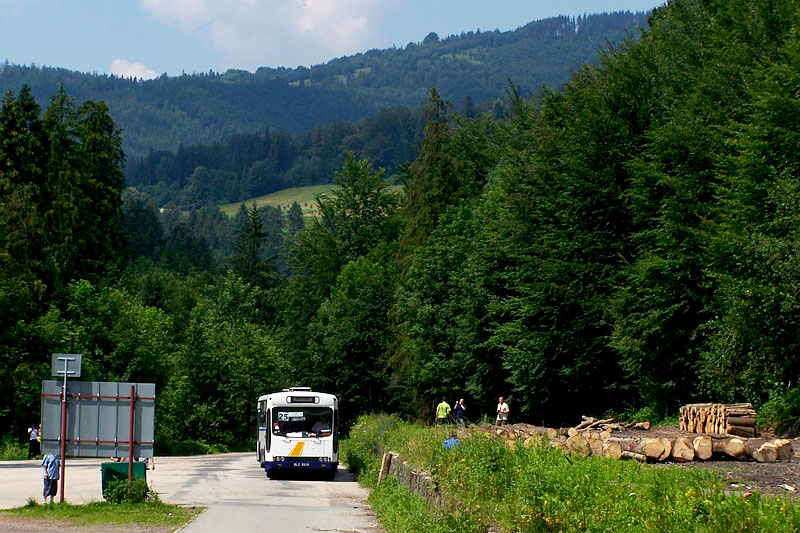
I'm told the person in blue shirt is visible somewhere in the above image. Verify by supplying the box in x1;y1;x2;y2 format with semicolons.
42;453;59;504
444;431;460;450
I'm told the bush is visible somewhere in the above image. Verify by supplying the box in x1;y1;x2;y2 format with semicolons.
341;414;402;482
759;384;800;436
103;478;156;504
0;435;28;460
155;439;230;456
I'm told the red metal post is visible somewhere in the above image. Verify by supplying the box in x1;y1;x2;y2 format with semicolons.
128;385;135;481
59;391;67;503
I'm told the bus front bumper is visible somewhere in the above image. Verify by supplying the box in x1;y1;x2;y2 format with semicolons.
264;460;338;471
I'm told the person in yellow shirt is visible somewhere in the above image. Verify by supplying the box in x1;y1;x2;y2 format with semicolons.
436;397;451;425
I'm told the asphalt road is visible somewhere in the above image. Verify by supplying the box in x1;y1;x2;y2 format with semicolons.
0;453;383;532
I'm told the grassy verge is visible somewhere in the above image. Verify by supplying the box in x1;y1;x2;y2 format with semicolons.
1;500;201;528
343;415;799;532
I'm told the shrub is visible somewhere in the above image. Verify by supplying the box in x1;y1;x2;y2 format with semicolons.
155;439;230;456
103;478;157;504
0;435;27;460
759;384;800;436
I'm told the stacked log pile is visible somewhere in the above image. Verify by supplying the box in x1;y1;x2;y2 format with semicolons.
481;417;795;464
679;403;757;437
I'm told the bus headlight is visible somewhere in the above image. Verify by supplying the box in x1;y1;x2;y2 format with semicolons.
319;457;330;462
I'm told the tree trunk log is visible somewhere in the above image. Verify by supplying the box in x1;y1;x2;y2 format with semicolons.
774;439;794;461
752;442;777;463
672;437;694;462
566;434;591;457
726;416;756;426
621;450;646;461
603;441;623;459
711;437;746;458
693;436;712;460
727;425;756;438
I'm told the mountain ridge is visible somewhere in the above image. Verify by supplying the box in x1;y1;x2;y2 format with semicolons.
0;11;648;159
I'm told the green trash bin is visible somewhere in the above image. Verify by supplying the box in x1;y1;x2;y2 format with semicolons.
101;462;146;494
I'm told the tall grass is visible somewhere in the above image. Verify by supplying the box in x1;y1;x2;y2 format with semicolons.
343;415;799;532
0;435;28;460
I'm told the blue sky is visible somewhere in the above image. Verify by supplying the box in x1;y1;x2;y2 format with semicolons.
1;0;662;79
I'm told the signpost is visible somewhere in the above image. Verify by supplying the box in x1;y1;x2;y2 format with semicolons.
51;354;81;503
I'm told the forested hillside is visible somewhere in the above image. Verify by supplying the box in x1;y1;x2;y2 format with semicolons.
125;107;423;209
0;12;647;159
4;0;800;451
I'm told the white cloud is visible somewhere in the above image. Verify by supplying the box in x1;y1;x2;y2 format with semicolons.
110;59;159;80
138;0;382;70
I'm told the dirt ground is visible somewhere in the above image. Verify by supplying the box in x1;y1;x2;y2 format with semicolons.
640;426;800;501
0;516;176;532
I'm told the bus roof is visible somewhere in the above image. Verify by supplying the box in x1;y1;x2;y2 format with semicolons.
257;389;337;406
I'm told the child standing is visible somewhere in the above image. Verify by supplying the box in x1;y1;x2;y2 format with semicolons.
42;453;59;504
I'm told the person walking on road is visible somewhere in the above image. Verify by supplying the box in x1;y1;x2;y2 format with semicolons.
27;423;38;459
436;397;451;425
42;453;59;503
496;396;510;426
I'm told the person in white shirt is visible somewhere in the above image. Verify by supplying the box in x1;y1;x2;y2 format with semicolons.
27;423;38;459
496;397;510;426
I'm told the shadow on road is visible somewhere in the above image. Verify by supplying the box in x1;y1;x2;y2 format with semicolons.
266;468;357;482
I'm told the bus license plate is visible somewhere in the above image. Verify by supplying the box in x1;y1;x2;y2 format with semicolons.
293;462;310;467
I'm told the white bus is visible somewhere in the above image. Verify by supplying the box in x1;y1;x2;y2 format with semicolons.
256;387;339;479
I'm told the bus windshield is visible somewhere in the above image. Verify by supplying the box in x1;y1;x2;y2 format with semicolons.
272;407;332;437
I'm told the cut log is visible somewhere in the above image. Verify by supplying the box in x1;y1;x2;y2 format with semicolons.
603;441;623;459
586;434;604;457
621;450;646;461
752;442;777;463
726;416;756;426
711;437;746;458
745;438;766;457
566;434;591;457
574;417;597;430
727;425;756;438
642;438;670;461
693;436;713;460
585;417;616;430
567;427;579;437
659;438;673;461
725;438;746;458
544;428;560;440
773;439;794;461
672;438;695;463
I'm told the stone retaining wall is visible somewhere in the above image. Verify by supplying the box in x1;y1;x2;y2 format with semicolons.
382;451;443;508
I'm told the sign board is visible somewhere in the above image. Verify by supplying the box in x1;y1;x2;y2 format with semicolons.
41;381;155;458
51;353;82;378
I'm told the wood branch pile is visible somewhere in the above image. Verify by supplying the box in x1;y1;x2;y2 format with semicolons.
478;418;795;464
566;415;650;438
679;403;757;437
